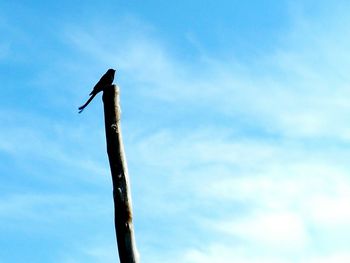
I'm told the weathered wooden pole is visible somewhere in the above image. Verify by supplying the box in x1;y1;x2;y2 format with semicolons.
102;84;139;263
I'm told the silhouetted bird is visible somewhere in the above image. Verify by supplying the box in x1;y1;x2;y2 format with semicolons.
78;68;116;113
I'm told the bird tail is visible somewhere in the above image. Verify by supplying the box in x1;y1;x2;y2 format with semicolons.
78;93;96;113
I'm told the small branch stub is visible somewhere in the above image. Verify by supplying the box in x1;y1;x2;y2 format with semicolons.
102;85;139;263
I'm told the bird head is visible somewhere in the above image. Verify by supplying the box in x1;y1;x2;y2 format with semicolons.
107;68;116;75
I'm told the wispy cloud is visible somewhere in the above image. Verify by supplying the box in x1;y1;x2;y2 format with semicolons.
59;238;118;263
63;9;350;143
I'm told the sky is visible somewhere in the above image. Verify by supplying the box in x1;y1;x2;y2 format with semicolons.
1;0;350;262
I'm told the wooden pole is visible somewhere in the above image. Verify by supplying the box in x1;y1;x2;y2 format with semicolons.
102;85;139;263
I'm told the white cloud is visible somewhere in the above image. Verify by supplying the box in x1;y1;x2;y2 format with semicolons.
306;194;350;227
0;192;111;224
63;5;350;141
214;211;308;248
59;240;119;263
0;109;110;184
125;126;350;262
306;253;350;263
178;244;292;263
176;244;350;263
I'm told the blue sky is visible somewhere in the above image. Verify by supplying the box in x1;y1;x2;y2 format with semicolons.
1;1;350;262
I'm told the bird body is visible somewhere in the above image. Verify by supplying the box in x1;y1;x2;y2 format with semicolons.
78;68;116;113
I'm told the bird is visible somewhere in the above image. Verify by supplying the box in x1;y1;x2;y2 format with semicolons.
78;68;116;113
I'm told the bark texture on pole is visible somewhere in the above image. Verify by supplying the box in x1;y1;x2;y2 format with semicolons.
102;85;139;263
